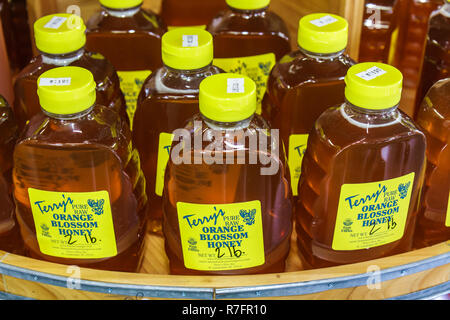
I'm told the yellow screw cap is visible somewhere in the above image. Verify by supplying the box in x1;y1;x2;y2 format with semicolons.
345;62;403;110
298;13;348;54
199;73;257;122
34;14;86;55
226;0;270;10
38;67;97;115
162;28;214;70
99;0;143;9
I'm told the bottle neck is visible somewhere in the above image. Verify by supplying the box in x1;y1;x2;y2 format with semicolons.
298;47;345;60
202;115;253;131
41;48;84;66
43;105;94;120
342;101;401;128
158;63;217;93
103;5;141;17
228;5;268;16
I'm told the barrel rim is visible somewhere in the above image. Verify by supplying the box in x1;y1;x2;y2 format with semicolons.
0;241;449;299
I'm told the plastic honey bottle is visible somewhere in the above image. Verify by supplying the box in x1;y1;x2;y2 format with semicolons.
296;63;427;269
86;0;167;127
415;0;450;115
414;78;450;248
163;73;293;275
262;13;355;198
13;66;148;272
0;21;12;105
0;95;24;255
13;13;127;131
358;0;400;63
160;0;227;28
133;28;223;234
389;0;444;92
207;0;291;114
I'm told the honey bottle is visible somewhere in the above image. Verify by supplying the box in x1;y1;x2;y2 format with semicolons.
415;0;450;115
160;0;227;28
0;21;12;105
86;0;167;127
163;73;293;275
133;28;223;234
0;95;24;255
13;13;127;131
389;0;444;92
414;78;450;248
262;13;354;198
13;66;148;272
207;0;291;114
296;63;426;269
358;0;400;63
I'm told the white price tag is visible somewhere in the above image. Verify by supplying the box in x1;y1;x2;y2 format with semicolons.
356;66;387;81
39;78;72;86
44;16;68;29
310;15;338;27
227;78;245;93
182;35;199;47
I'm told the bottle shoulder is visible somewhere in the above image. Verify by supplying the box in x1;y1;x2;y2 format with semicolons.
269;51;356;88
207;9;290;37
17;105;130;152
86;8;166;36
312;105;426;152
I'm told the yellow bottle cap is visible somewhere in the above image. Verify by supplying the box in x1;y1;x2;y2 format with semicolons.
298;13;348;54
345;63;403;110
99;0;143;9
226;0;270;10
199;73;257;122
162;28;214;70
34;14;86;55
37;67;97;115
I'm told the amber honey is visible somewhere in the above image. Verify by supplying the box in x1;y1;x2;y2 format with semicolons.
414;78;450;248
161;0;226;27
13;67;147;272
296;63;426;268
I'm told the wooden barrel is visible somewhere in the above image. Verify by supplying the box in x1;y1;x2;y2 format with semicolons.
0;232;448;300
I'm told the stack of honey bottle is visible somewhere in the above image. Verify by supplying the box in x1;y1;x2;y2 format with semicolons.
0;0;447;275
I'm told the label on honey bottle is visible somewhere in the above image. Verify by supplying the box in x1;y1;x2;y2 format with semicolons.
213;53;276;115
288;134;309;196
446;192;450;227
155;132;175;197
117;70;152;129
332;172;415;251
28;188;117;259
177;200;265;271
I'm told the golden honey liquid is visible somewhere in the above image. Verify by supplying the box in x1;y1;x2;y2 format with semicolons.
415;4;450;115
296;104;426;268
390;0;443;89
414;79;450;248
13;51;128;131
207;7;291;61
163;114;293;275
13;106;147;272
0;97;24;255
358;0;399;63
262;50;354;198
161;0;227;27
133;65;223;234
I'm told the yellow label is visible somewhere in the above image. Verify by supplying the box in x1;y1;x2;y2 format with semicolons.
117;70;152;129
155;132;175;197
332;172;415;251
213;53;276;115
28;188;117;259
177;200;265;271
446;192;450;227
288;134;309;197
168;25;207;31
